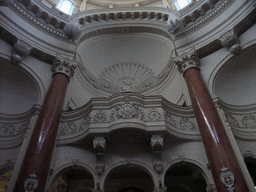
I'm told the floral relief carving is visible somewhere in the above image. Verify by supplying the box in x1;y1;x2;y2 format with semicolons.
147;108;163;122
225;113;256;129
0;120;30;136
110;98;145;121
165;112;198;131
59;116;90;136
92;110;108;123
60;122;77;135
179;117;197;131
241;115;256;129
225;113;240;127
165;112;177;128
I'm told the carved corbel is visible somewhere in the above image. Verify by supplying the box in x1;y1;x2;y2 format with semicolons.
219;29;241;54
151;135;163;153
12;39;32;64
151;135;163;172
93;137;106;155
93;137;106;175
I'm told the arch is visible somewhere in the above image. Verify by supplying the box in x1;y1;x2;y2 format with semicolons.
48;163;96;191
163;158;213;192
208;40;256;104
101;161;158;191
244;156;256;187
0;57;46;114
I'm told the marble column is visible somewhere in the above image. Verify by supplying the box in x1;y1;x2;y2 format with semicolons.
14;55;76;192
174;48;249;192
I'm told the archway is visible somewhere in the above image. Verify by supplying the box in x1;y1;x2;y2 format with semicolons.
244;156;256;188
104;165;154;192
164;162;207;192
51;166;94;192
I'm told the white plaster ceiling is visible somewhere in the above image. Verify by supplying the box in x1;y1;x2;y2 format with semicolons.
213;46;256;106
78;34;174;79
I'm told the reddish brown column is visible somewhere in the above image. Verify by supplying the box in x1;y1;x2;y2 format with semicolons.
14;55;76;192
174;49;249;192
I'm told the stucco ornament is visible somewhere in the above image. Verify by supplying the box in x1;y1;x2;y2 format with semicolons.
24;174;38;192
167;11;182;33
64;17;81;40
52;54;77;78
173;48;200;74
220;167;235;192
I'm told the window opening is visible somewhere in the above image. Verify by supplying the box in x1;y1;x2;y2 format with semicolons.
56;0;75;15
173;0;193;10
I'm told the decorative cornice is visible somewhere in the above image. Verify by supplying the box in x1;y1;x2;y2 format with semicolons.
173;48;200;74
10;1;68;40
77;26;174;45
52;54;77;78
175;0;234;37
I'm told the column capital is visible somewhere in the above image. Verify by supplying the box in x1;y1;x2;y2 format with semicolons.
12;39;32;64
173;48;200;74
52;54;77;79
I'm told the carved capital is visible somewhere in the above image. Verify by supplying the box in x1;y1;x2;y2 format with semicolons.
93;137;106;155
151;135;163;153
219;29;241;54
52;54;77;78
12;39;32;64
173;48;200;74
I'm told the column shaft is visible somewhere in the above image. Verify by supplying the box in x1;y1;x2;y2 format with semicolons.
14;73;69;191
184;67;248;191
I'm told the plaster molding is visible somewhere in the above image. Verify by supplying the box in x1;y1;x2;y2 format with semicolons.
0;105;41;149
77;55;175;94
175;0;234;37
10;2;68;40
213;98;256;140
57;93;201;144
